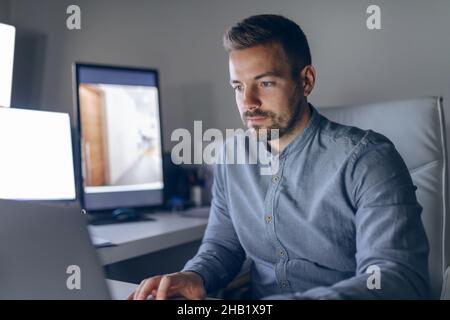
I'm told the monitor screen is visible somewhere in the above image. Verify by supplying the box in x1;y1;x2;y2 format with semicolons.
73;63;164;211
0;23;15;107
0;107;76;200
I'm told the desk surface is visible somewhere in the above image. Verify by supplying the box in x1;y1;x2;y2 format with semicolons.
89;212;208;265
107;279;138;300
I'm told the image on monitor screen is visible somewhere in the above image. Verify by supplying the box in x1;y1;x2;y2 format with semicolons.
74;64;164;211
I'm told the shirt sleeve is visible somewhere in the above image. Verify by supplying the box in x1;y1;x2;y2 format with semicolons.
265;132;431;300
182;161;246;294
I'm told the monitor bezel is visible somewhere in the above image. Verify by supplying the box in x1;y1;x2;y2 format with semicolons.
72;62;165;212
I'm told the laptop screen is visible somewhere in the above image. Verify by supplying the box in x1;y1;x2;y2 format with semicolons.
0;107;76;200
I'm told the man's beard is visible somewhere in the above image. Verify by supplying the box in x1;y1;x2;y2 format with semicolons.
242;101;303;141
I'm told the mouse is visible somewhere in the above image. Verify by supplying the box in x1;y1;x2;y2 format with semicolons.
111;208;142;222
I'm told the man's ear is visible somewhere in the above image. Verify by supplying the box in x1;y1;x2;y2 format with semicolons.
300;65;316;97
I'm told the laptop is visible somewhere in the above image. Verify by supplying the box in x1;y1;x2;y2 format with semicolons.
0;199;120;299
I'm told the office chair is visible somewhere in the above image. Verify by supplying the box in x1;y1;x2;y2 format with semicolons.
319;97;450;299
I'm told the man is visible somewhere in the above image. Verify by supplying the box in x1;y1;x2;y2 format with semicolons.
130;14;430;300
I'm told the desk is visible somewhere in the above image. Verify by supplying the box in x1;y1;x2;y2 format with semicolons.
107;279;138;300
89;212;208;283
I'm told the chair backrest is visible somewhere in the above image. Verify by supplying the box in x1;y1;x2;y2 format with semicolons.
442;267;450;299
318;97;449;299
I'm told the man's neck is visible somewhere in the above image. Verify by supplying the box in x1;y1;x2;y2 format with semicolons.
268;102;311;154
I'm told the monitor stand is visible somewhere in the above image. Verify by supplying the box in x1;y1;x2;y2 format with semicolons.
88;208;156;226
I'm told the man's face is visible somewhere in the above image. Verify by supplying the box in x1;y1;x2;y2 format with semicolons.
229;42;304;138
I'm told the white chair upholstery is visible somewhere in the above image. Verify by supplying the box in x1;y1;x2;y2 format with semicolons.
319;97;449;299
441;267;450;299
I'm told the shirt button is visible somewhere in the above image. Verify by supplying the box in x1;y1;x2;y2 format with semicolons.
272;175;280;182
265;215;273;223
279;249;285;257
280;282;288;288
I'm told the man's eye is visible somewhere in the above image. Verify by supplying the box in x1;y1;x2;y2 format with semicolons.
261;81;275;87
233;85;243;92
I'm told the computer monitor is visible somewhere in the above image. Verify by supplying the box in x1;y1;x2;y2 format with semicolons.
0;107;76;201
0;23;15;108
73;63;164;213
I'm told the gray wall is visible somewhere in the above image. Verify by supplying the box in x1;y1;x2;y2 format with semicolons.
6;0;450;151
0;0;10;23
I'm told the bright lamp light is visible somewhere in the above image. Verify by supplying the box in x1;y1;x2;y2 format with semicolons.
0;23;15;108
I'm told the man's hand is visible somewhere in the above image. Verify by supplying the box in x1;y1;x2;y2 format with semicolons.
127;271;206;300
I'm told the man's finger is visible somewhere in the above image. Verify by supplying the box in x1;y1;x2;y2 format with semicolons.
133;279;148;300
127;291;136;300
136;277;160;300
156;275;173;300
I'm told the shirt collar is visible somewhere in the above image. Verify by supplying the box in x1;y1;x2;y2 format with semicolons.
274;103;323;159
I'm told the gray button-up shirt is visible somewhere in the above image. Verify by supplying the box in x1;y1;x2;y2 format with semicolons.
183;105;430;299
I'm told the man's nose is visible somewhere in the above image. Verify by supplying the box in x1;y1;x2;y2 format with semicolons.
243;88;261;111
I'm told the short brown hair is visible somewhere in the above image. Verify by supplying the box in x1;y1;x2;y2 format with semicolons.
223;14;312;78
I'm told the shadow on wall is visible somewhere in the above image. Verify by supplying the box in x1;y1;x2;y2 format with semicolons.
163;81;215;153
180;81;214;127
11;27;47;109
